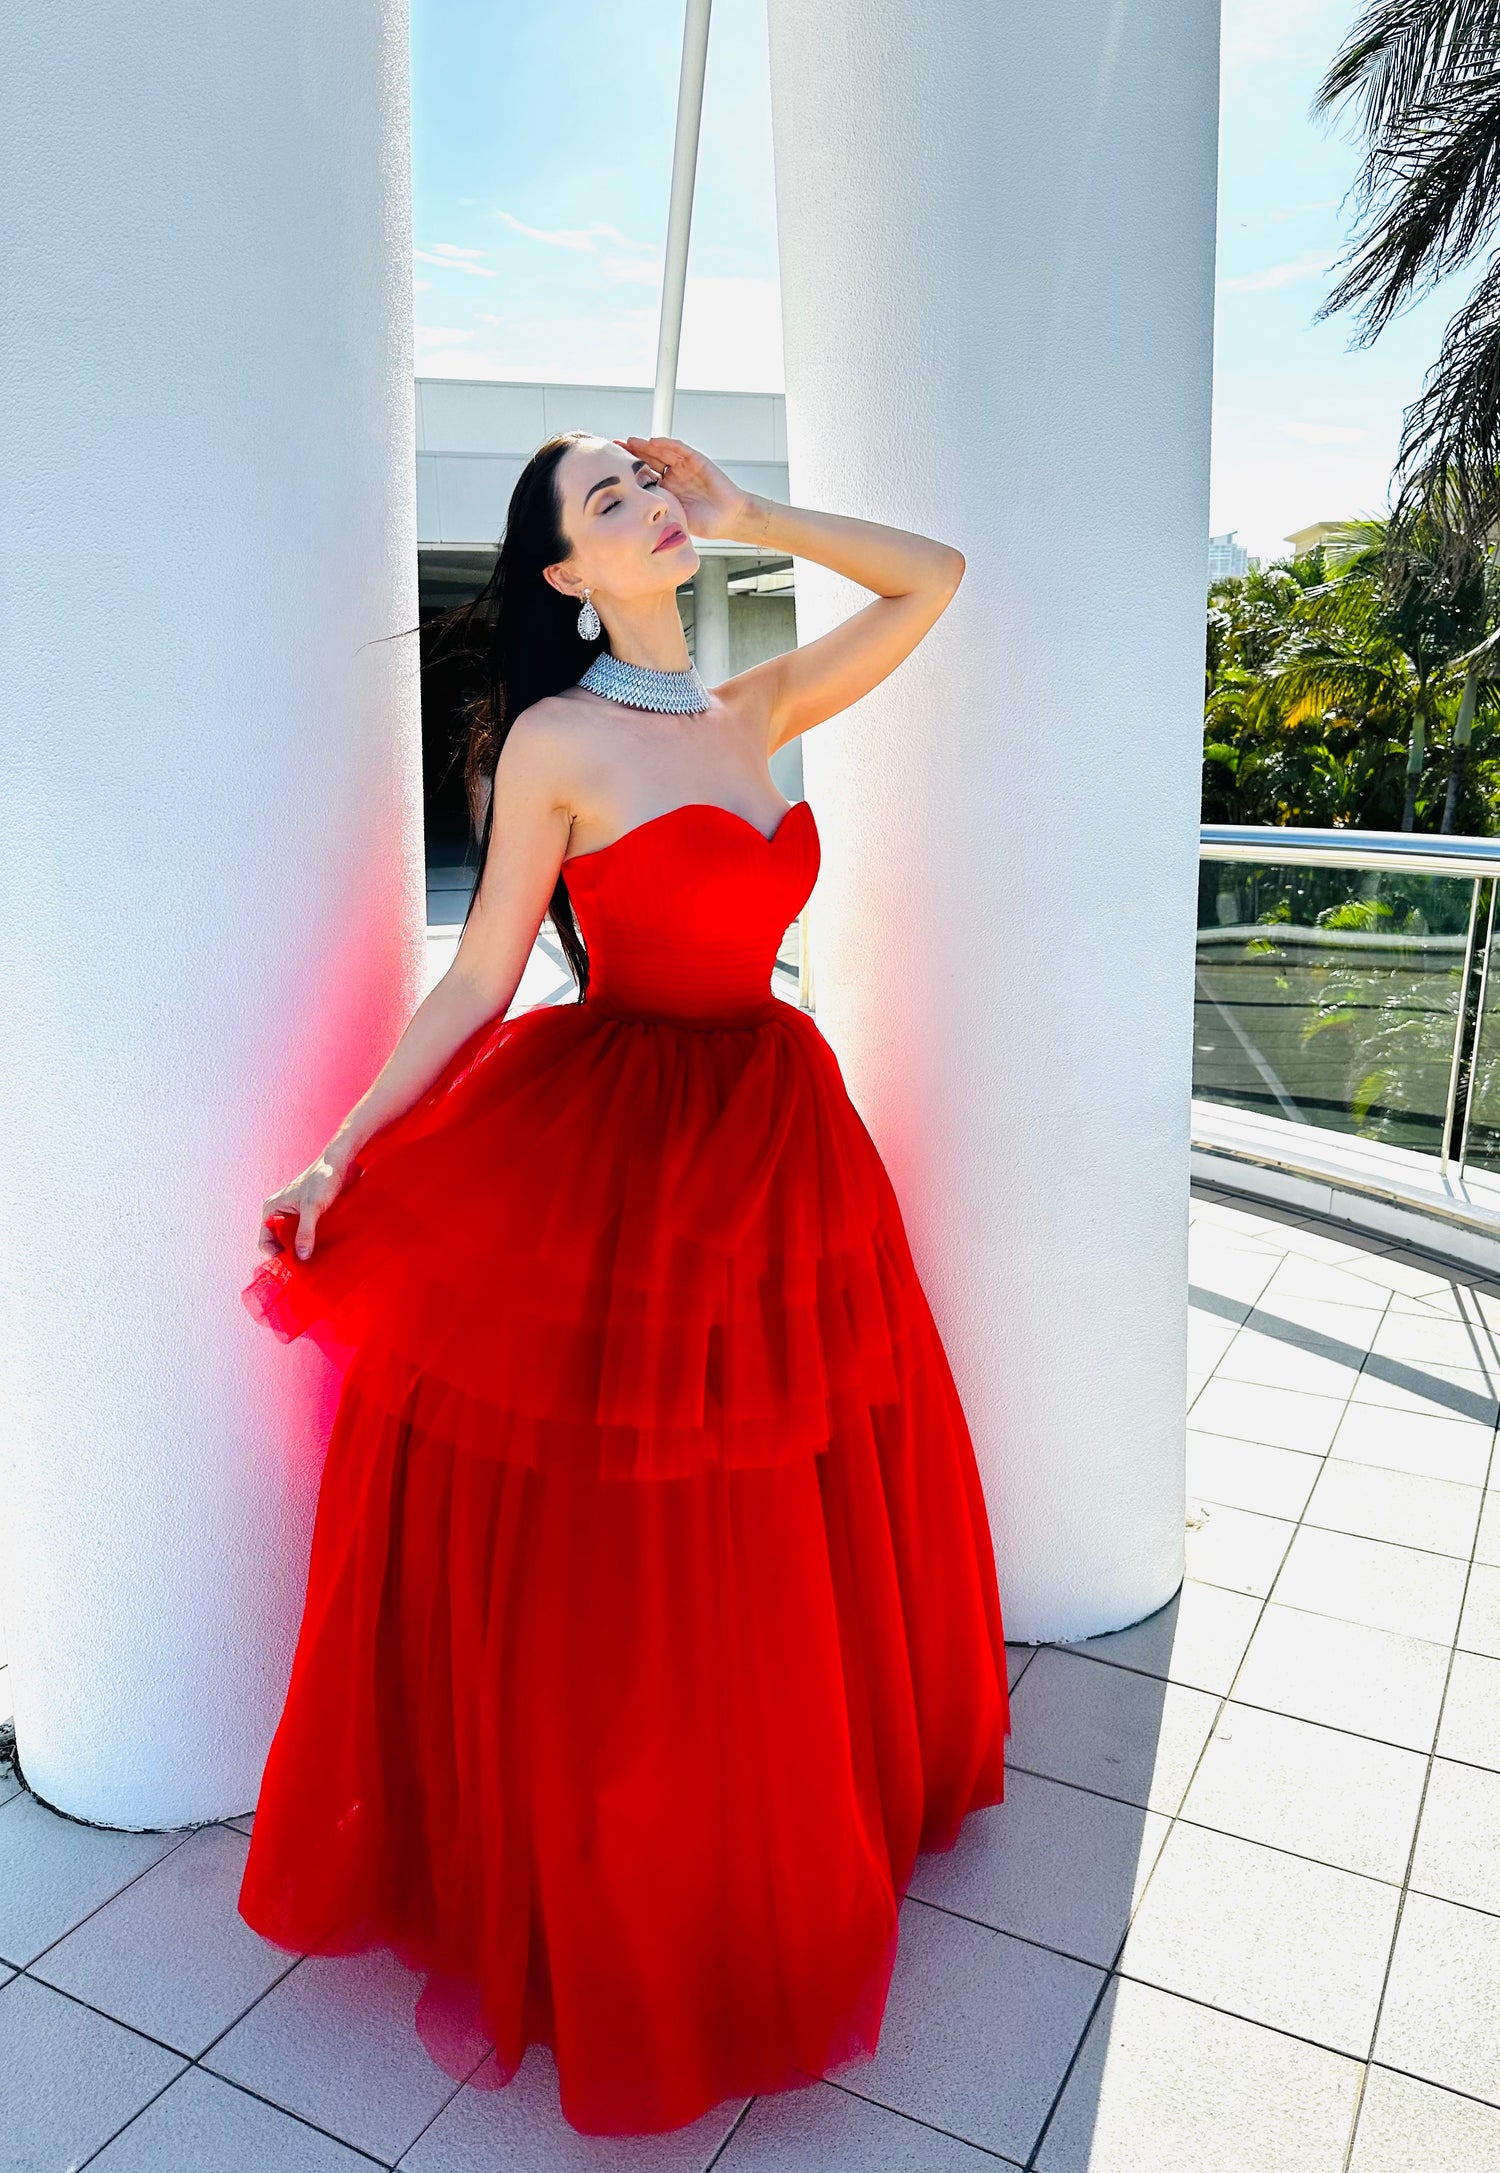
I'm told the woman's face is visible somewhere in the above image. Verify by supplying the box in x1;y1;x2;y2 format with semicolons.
546;436;700;608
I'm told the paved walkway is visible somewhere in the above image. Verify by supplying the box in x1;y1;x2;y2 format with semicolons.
4;1186;1500;2167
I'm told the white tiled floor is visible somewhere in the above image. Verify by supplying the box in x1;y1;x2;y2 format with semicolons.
4;1183;1500;2168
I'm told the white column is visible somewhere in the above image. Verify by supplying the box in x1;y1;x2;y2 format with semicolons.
692;555;733;685
767;1;1220;1640
0;1;422;1822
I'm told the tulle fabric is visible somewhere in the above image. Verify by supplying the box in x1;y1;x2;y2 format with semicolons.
244;999;928;1481
237;799;1010;2136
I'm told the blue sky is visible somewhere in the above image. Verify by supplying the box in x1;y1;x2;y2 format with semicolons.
412;0;1480;564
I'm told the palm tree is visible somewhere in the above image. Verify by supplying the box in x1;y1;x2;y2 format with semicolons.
1313;516;1489;827
1204;553;1414;826
1314;4;1500;575
1204;527;1497;829
1265;562;1429;824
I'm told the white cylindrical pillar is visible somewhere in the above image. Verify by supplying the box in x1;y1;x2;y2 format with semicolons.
692;554;733;685
0;2;422;1822
767;2;1220;1640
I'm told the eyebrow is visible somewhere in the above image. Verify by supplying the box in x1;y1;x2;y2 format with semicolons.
581;459;648;509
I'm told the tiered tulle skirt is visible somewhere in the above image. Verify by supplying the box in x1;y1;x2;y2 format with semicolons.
238;995;1010;2136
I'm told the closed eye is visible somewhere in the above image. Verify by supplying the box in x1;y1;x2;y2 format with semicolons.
602;475;663;512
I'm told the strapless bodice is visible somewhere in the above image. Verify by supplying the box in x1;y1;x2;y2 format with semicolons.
561;797;819;1026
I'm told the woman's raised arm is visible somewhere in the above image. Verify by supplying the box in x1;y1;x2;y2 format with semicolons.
615;432;965;753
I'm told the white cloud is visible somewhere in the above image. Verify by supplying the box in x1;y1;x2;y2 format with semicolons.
490;209;618;254
414;245;498;278
487;208;662;284
1280;422;1366;445
1222;252;1331;294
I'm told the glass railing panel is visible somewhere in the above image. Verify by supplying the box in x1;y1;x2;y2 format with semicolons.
1196;855;1474;1155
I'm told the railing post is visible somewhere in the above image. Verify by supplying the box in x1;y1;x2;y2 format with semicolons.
1454;878;1499;1174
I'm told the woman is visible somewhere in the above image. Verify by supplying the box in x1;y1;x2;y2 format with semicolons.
237;429;1010;2138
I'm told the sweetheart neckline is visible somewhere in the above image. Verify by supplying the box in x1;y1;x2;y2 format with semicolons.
562;795;813;869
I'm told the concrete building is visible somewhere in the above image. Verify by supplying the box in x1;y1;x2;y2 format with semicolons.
1207;528;1248;582
1284;518;1351;557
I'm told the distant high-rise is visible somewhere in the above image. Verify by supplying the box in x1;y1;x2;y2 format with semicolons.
1208;529;1249;583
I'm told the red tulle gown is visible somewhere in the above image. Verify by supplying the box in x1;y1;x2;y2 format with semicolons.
237;794;1010;2137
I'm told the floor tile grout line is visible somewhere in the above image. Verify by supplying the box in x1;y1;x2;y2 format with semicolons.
1018;1226;1311;2172
1065;1237;1378;2163
1294;1497;1489;1568
1108;1958;1387;2070
1196;1245;1500;1314
1201;1221;1499;2168
900;1887;1140;1977
1035;1945;1500;2172
1020;1661;1286;2173
1188;1483;1483;1625
1357;2055;1500;2120
794;2071;1022;2166
385;2044;505;2169
1338;1407;1500;2172
1020;1966;1120;2171
1006;1666;1468;1777
9;1944;476;2169
1211;1347;1500;1413
1181;1225;1350;1742
1193;1387;1500;1436
702;2091;760;2170
59;2009;398;2172
1207;1270;1397;1781
1149;1808;1410;1897
0;1815;203;1977
953;1226;1309;2173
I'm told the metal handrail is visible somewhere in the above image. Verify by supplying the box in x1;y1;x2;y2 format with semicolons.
1201;823;1500;878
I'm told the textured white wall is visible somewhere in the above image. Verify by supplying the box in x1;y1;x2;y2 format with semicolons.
0;2;422;1821
766;0;1221;1640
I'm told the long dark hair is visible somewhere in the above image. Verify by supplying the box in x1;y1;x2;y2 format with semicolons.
427;429;605;997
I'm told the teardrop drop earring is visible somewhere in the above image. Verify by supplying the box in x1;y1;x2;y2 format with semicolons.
576;588;601;641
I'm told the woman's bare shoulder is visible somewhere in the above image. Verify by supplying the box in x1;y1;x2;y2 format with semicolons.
497;688;617;812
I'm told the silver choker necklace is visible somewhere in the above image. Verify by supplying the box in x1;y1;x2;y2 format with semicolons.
577;650;711;714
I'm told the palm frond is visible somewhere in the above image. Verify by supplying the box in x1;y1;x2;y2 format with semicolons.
1389;250;1500;561
1295;570;1391;637
1318;62;1500;339
1275;656;1412;726
1316;0;1500;141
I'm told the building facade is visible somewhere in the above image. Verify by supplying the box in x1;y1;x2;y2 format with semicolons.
1207;528;1249;582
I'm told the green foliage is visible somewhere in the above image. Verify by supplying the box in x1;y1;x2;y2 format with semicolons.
1203;523;1500;834
1318;895;1394;932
